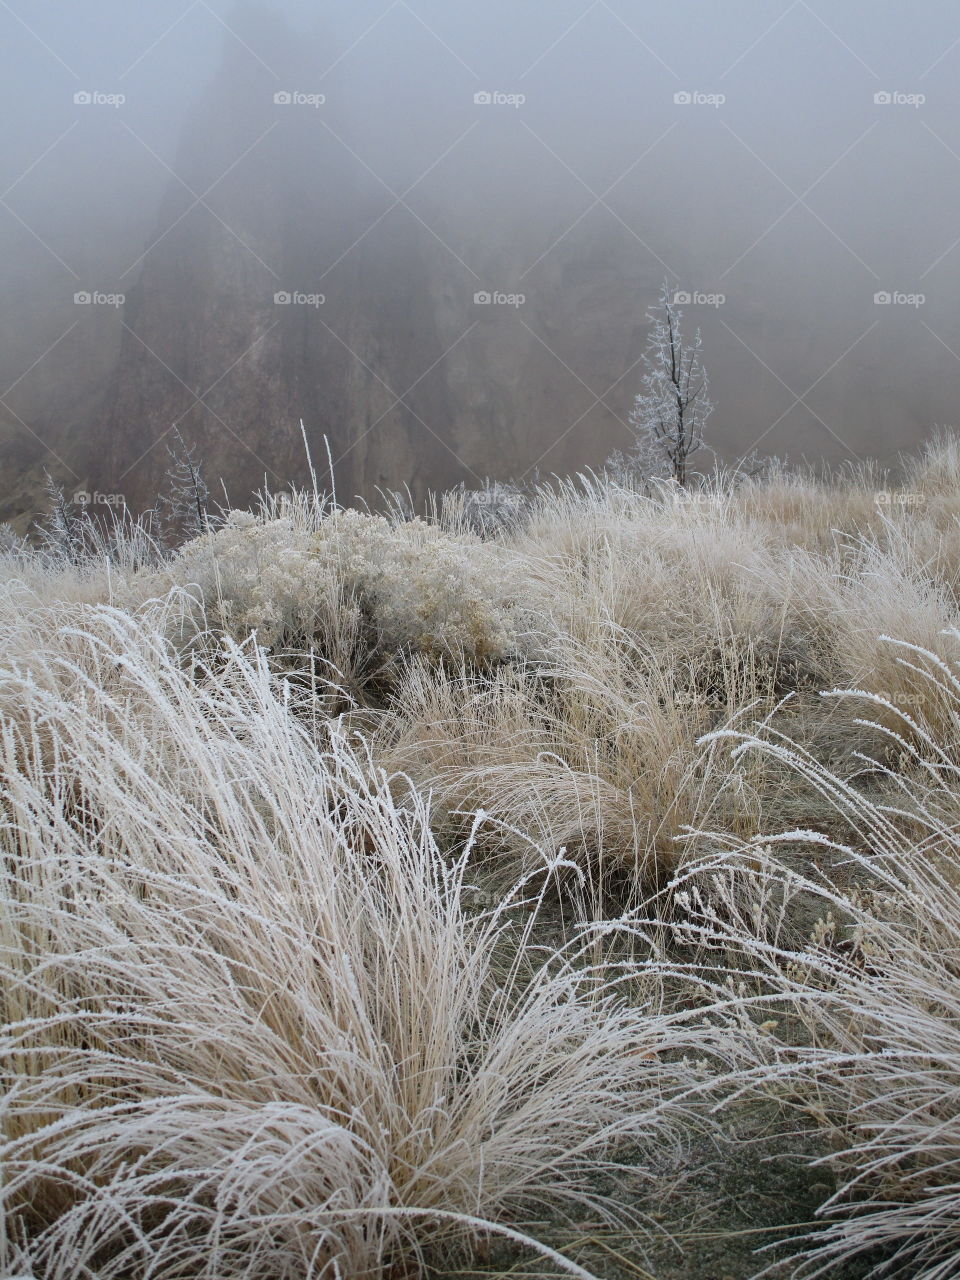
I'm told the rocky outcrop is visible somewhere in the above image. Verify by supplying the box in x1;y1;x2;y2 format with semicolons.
90;6;645;513
94;6;434;511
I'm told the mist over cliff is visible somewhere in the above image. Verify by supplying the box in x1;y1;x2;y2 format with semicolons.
2;0;960;521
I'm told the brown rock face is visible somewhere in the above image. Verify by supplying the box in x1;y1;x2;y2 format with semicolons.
92;7;646;515
95;10;451;512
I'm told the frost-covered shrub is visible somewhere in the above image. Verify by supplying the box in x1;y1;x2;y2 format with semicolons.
132;508;539;665
311;509;536;661
149;510;324;648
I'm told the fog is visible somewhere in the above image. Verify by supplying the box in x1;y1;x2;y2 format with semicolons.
2;0;959;518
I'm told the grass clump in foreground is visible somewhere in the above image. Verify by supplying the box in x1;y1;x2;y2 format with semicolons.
0;611;741;1278
4;435;960;1276
671;645;960;1278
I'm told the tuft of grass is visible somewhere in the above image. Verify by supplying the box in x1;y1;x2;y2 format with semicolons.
0;609;729;1278
670;644;960;1278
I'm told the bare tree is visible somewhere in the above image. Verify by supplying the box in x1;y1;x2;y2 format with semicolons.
626;283;713;488
161;427;209;544
0;523;22;555
37;472;86;563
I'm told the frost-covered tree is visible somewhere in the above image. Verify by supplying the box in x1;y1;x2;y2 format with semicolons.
625;283;713;488
37;472;86;563
161;427;209;544
0;522;23;556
